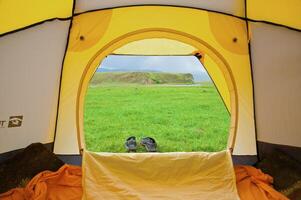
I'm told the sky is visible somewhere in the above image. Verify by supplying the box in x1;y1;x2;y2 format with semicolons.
98;55;206;73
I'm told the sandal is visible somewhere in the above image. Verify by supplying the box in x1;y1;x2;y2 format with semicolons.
125;136;137;152
141;137;157;152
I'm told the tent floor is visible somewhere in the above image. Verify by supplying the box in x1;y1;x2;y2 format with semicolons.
256;149;301;190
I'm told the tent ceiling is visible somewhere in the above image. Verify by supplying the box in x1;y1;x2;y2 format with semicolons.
0;0;73;35
247;0;301;30
1;1;300;35
75;0;245;17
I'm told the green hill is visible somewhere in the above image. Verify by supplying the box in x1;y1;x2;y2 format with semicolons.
90;72;194;85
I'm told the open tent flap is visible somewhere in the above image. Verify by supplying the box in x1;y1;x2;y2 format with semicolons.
82;150;239;200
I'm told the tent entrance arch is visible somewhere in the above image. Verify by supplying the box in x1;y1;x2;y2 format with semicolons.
76;29;238;153
54;6;256;156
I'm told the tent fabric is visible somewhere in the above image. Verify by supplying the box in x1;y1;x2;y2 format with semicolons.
113;38;197;55
82;150;240;200
0;0;73;35
247;0;301;30
0;1;300;159
235;165;289;200
0;20;70;153
250;22;301;148
54;6;256;156
0;164;82;200
74;0;245;17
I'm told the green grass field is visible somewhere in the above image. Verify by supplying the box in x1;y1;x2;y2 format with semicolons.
84;84;230;152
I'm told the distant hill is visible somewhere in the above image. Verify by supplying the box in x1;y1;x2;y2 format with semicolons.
90;72;194;85
97;68;211;82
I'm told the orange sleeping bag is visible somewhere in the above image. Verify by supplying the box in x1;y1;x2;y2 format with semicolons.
235;165;289;200
0;163;289;200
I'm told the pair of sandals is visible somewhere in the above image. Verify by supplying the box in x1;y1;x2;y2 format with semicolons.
125;136;157;152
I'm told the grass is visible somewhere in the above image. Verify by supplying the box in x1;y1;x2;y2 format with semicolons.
84;84;230;153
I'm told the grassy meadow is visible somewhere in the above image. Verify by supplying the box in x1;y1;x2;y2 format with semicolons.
84;82;230;152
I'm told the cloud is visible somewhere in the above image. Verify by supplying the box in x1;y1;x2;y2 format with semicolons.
99;55;205;73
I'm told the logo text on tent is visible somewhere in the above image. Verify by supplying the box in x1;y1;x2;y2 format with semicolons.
8;116;23;128
0;120;6;128
0;115;23;128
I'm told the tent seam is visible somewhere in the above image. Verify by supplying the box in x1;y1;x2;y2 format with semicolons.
1;5;299;38
73;4;244;19
244;0;259;159
52;0;77;153
0;17;72;38
73;4;301;32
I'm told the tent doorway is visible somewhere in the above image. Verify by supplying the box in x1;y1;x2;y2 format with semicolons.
83;55;230;152
75;32;238;154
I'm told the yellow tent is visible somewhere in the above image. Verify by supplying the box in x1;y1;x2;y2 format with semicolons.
0;0;300;198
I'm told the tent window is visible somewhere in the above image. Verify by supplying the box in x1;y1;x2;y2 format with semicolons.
83;55;230;152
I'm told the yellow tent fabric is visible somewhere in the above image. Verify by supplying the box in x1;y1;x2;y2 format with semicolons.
0;0;73;35
82;150;239;200
113;38;197;55
247;0;301;30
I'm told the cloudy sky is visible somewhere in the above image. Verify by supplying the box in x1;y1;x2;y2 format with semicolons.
98;55;206;73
